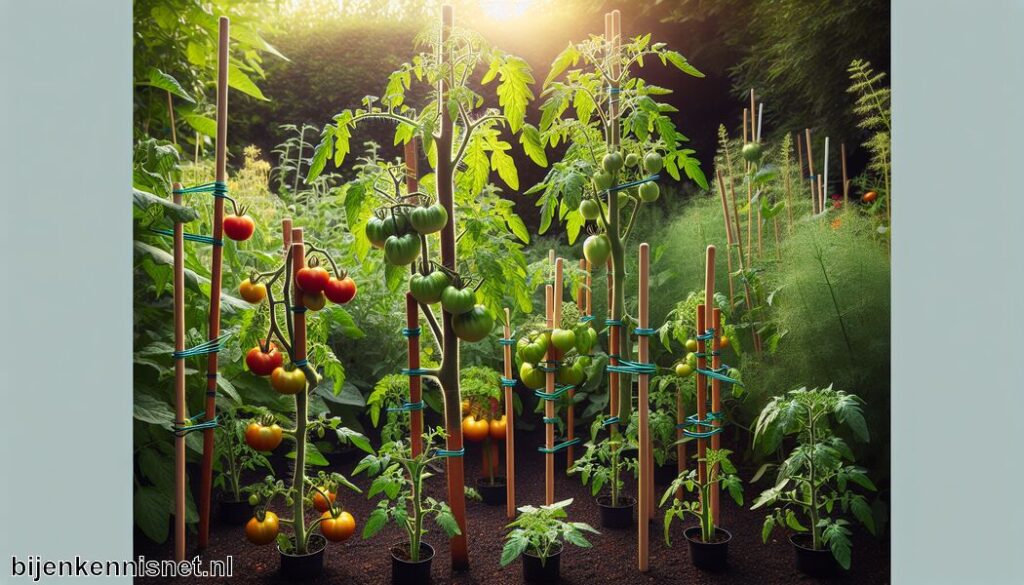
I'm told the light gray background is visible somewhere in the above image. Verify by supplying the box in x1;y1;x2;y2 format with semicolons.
2;0;1024;583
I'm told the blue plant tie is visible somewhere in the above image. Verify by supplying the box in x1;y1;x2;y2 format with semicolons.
172;333;229;359
434;447;464;458
605;319;623;327
173;181;229;198
172;414;219;436
293;359;308;367
678;411;726;437
290;305;307;313
608;174;660;193
542;417;560;424
696;366;743;386
538;437;581;454
150;228;223;247
606;360;656;375
608;87;621;95
498;337;516;346
633;327;656;336
401;327;421;337
579;315;596;323
601;416;620;427
500;377;517;388
387;401;425;413
401;368;430;376
534;385;573;401
696;327;715;341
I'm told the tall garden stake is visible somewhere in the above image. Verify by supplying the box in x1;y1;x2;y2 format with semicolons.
172;182;186;562
502;308;516;519
637;243;651;571
703;246;718;524
544;282;555;504
710;307;723;525
198;16;229;550
805;128;817;214
404;138;423;457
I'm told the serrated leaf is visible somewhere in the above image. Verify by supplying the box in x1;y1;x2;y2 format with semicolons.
145;68;194;103
544;43;580;87
519;123;548;167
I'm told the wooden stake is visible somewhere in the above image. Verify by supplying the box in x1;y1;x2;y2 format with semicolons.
715;170;736;308
172;181;186;562
795;132;805;180
695;303;708;502
841;142;849;206
502;308;516;519
606;259;618;422
198;17;229;549
637;243;651;571
784;142;795;231
742;109;748;146
544;283;555;505
749;90;756;141
702;246;717;520
805;128;817;214
710;309;723;526
166;91;177;146
567;259;587;466
404;139;423;458
823;136;830;208
746;181;754;266
818;174;825;214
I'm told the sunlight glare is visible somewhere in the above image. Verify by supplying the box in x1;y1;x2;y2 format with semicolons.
479;0;535;21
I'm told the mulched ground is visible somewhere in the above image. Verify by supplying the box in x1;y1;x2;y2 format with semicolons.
136;425;889;584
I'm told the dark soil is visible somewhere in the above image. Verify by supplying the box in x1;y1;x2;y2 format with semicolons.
136;426;890;584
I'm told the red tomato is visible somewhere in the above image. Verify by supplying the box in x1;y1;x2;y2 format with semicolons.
246;344;283;376
296;266;330;293
324;276;357;304
244;422;283;451
312;490;336;513
223;215;255;241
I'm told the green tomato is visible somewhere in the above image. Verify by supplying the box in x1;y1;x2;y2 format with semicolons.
684;338;698;352
574;325;594;354
583;234;611;266
365;216;396;249
579;199;601;221
727;367;741;381
409;270;450;304
644;152;664;174
521;341;546;364
602;152;624;174
452;305;494;342
675;363;693;377
576;355;592;369
686;352;697;368
383;233;420;266
593;170;613;191
638;182;660;202
516;337;531;360
550;328;576;353
625;153;640;168
556;363;585;386
440;285;477;315
408;203;448;235
519;362;546;390
248;494;260;506
741;142;762;163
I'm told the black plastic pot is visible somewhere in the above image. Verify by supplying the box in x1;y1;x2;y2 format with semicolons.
791;534;842;577
390;541;435;585
476;477;507;506
596;495;636;529
218;499;252;526
522;544;562;584
684;526;731;571
278;534;326;580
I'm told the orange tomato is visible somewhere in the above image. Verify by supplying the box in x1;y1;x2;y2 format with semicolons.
462;416;489;442
489;416;507;441
861;191;877;203
239;279;267;304
461;399;471;415
271;367;307;395
244;422;283;452
245;511;279;545
319;510;356;542
312;490;336;513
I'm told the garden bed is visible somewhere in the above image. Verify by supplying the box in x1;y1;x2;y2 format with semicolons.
136;425;889;584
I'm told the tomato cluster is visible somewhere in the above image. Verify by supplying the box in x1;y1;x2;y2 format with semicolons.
295;261;358;309
514;324;596;390
461;414;507;443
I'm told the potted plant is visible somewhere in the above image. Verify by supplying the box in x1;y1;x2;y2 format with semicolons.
355;427;462;585
751;385;876;576
569;426;638;529
662;448;743;571
213;407;273;525
629;377;688;485
500;498;599;584
459;366;509;505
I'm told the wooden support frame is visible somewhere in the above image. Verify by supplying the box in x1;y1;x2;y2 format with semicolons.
637;243;651;571
502;308;516;519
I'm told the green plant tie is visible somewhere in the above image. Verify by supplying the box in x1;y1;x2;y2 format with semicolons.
601;416;620;427
534;385;573;401
150;228;223;247
173;181;229;198
605;319;623;326
172;413;219;436
696;366;743;386
608;174;660;193
579;315;595;323
401;368;430;376
538;437;581;454
542;417;560;424
172;333;229;359
606;360;656;375
500;377;517;388
633;327;656;336
401;327;421;337
387;401;425;413
538;359;561;372
434;447;464;458
498;337;516;346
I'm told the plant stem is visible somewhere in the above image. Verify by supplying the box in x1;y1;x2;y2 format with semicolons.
807;415;821;550
292;389;309;554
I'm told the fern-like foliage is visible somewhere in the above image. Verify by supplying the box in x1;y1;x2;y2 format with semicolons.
847;59;891;212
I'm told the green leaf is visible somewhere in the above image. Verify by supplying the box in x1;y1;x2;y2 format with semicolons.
363;507;388;539
761;515;775;543
784;508;807;532
287;442;328;466
133;393;174;427
336;427;374;454
661;51;704;78
227;64;268;101
133;189;199;223
181;113;217;138
544;43;580;87
493;56;535;133
506;214;530;244
850;496;876;535
501;535;529;566
491;145;519;190
519;123;548;167
134;486;172;544
145;68;194;103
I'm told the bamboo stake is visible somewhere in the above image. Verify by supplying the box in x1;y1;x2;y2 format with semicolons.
710;308;723;526
172;181;186;562
742;109;748;148
404;139;423;458
606;259;618;422
823;136;830;209
637;243;651;571
746;181;754;266
749;90;756;140
818;174;825;214
757;103;764;142
702;246;716;522
784;141;795;231
715;170;736;308
198;17;229;549
805;128;816;214
695;303;708;504
544;282;555;505
841;142;849;206
502;308;516;519
567;259;587;466
795;132;805;180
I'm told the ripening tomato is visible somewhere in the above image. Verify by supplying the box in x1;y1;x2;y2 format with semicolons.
320;510;356;542
296;265;330;293
271;367;307;395
239;279;267;304
685;338;698;352
324;276;357;304
246;344;283;376
223;214;255;241
518;362;545;390
861;191;878;203
583;234;611;266
675;363;693;378
462;416;489;442
461;399;471;415
489;416;507;441
303;291;327;311
741;143;762;163
246;511;279;545
312;490;336;513
719;335;730;349
245;422;283;451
